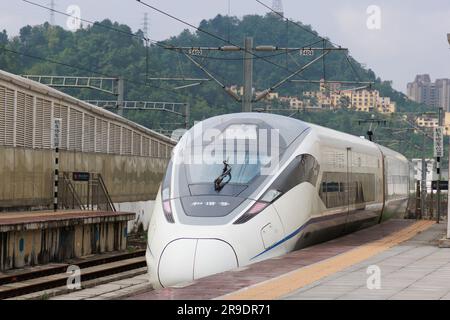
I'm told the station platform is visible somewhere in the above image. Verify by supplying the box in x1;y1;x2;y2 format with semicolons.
128;219;448;300
0;210;135;271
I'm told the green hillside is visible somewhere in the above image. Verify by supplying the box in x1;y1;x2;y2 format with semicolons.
0;14;440;161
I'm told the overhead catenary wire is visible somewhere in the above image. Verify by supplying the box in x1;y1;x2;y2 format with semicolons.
20;0;189;76
165;38;326;62
255;0;341;48
22;0;221;93
24;0;359;85
22;0;249;89
23;0;160;81
345;54;363;82
136;0;321;78
27;0;345;91
136;0;356;97
255;0;368;85
22;0;364;101
0;45;189;100
168;49;299;61
23;0;174;52
23;0;149;42
188;50;236;88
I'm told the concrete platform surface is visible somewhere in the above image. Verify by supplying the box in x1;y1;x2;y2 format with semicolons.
128;219;443;300
283;222;449;300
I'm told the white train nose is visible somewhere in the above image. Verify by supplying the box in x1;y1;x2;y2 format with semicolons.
158;239;238;287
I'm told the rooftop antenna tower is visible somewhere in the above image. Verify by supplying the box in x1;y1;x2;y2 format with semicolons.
271;0;284;16
49;0;55;25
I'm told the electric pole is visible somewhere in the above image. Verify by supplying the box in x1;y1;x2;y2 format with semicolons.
49;0;55;25
441;33;450;246
143;13;149;43
271;0;284;16
436;107;443;223
117;77;124;117
161;40;346;112
422;134;427;219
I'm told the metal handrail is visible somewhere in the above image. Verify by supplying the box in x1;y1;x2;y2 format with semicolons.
61;173;85;210
58;172;115;212
97;174;116;212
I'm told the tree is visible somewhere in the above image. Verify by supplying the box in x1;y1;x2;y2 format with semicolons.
0;14;433;159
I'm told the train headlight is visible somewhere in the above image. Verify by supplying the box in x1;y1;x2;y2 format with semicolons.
234;189;282;224
161;161;175;224
247;201;270;215
162;201;174;223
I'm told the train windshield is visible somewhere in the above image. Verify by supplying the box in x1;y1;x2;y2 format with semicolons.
172;114;310;199
186;152;271;185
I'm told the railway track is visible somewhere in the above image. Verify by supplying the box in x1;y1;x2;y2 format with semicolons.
0;249;146;300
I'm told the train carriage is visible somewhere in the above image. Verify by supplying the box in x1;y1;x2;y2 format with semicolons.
146;113;411;288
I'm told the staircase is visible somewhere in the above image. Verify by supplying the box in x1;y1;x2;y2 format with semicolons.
59;172;116;212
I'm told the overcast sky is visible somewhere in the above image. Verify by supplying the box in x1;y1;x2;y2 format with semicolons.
1;0;450;93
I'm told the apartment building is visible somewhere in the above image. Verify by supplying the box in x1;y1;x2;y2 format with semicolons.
407;74;450;111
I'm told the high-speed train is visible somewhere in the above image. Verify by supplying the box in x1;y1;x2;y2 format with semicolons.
146;113;413;288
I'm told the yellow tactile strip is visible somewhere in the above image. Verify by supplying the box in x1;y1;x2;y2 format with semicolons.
220;220;435;300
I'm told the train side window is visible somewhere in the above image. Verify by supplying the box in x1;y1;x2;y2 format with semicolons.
320;172;376;208
327;182;340;192
268;153;320;195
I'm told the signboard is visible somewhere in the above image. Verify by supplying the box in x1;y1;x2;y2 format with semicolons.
433;180;448;190
434;126;444;157
300;48;314;56
432;180;448;190
53;118;62;149
73;172;90;181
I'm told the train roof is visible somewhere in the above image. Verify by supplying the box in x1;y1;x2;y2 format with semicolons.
190;112;310;149
193;113;407;161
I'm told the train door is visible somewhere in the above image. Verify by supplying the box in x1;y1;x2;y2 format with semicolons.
378;153;387;223
343;147;352;232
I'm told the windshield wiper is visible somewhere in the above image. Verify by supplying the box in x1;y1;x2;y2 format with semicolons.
214;160;232;191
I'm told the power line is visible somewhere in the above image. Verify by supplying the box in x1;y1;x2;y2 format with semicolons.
25;0;339;88
24;0;240;95
25;0;171;56
256;0;366;82
0;45;187;100
135;0;352;109
345;54;363;82
255;0;337;46
165;38;325;62
135;0;355;111
22;0;235;84
168;48;302;61
21;0;364;107
22;0;173;80
136;0;314;77
23;0;149;42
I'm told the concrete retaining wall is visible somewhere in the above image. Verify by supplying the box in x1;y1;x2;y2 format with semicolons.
0;146;168;210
